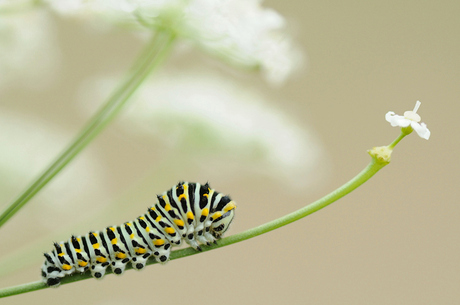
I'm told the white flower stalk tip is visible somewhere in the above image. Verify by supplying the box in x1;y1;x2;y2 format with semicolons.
385;101;430;140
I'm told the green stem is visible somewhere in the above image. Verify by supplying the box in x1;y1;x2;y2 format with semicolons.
0;31;176;229
0;152;389;298
388;132;406;149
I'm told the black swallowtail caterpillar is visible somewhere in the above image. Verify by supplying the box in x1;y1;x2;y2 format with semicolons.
41;182;236;287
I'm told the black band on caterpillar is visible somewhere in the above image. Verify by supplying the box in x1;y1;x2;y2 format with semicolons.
41;182;237;287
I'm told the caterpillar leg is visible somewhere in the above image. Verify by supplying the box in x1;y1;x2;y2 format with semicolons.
152;241;171;263
104;226;130;275
135;216;172;264
129;237;152;270
86;232;111;279
184;229;202;251
110;258;129;275
90;264;109;279
194;229;210;246
131;253;151;270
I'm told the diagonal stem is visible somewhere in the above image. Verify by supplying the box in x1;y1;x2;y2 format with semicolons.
0;31;176;229
0;155;388;298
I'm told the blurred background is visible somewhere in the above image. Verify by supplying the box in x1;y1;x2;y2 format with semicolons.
1;1;459;304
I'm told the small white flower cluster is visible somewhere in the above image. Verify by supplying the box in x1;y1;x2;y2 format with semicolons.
43;0;301;83
385;101;430;140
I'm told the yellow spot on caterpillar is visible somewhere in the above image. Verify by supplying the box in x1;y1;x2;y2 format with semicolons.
130;234;134;239
79;261;88;267
92;243;100;249
150;207;155;211
77;238;81;242
146;227;150;233
203;193;209;198
165;204;172;212
213;212;222;219
58;253;65;257
97;257;107;263
92;233;98;237
137;248;146;254
187;211;194;220
178;194;186;201
202;208;209;217
116;253;127;259
154;239;164;246
174;219;185;227
75;249;82;253
111;238;118;245
165;227;175;234
126;223;131;226
224;203;237;212
109;227;116;232
155;216;161;222
62;264;72;270
140;217;144;220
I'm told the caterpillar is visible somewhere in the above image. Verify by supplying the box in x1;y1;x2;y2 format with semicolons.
41;182;236;287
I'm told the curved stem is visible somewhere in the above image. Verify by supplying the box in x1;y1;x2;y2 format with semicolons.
0;155;387;298
0;31;176;229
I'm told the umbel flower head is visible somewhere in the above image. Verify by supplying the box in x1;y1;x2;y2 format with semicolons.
43;0;301;84
385;101;430;140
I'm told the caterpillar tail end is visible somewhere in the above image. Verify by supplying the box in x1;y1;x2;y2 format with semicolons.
41;267;61;287
45;277;61;287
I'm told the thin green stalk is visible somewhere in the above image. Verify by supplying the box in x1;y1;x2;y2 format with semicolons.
388;132;406;149
0;31;176;229
0;146;392;298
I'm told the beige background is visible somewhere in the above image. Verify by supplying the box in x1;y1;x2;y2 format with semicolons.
1;1;459;304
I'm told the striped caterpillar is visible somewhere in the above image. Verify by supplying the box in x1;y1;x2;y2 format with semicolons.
41;182;236;287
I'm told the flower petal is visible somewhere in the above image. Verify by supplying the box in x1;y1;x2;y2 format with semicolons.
411;122;430;140
385;111;396;123
398;118;411;127
385;112;410;127
385;112;401;126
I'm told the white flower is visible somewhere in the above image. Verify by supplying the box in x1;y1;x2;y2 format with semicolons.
385;101;430;140
77;69;324;187
44;0;301;83
181;0;302;83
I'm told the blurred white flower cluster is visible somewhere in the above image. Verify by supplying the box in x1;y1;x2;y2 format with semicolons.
0;0;319;199
43;0;301;83
78;70;323;187
0;8;59;90
0;0;301;87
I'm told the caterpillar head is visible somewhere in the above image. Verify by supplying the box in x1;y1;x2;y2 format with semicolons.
210;201;236;239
